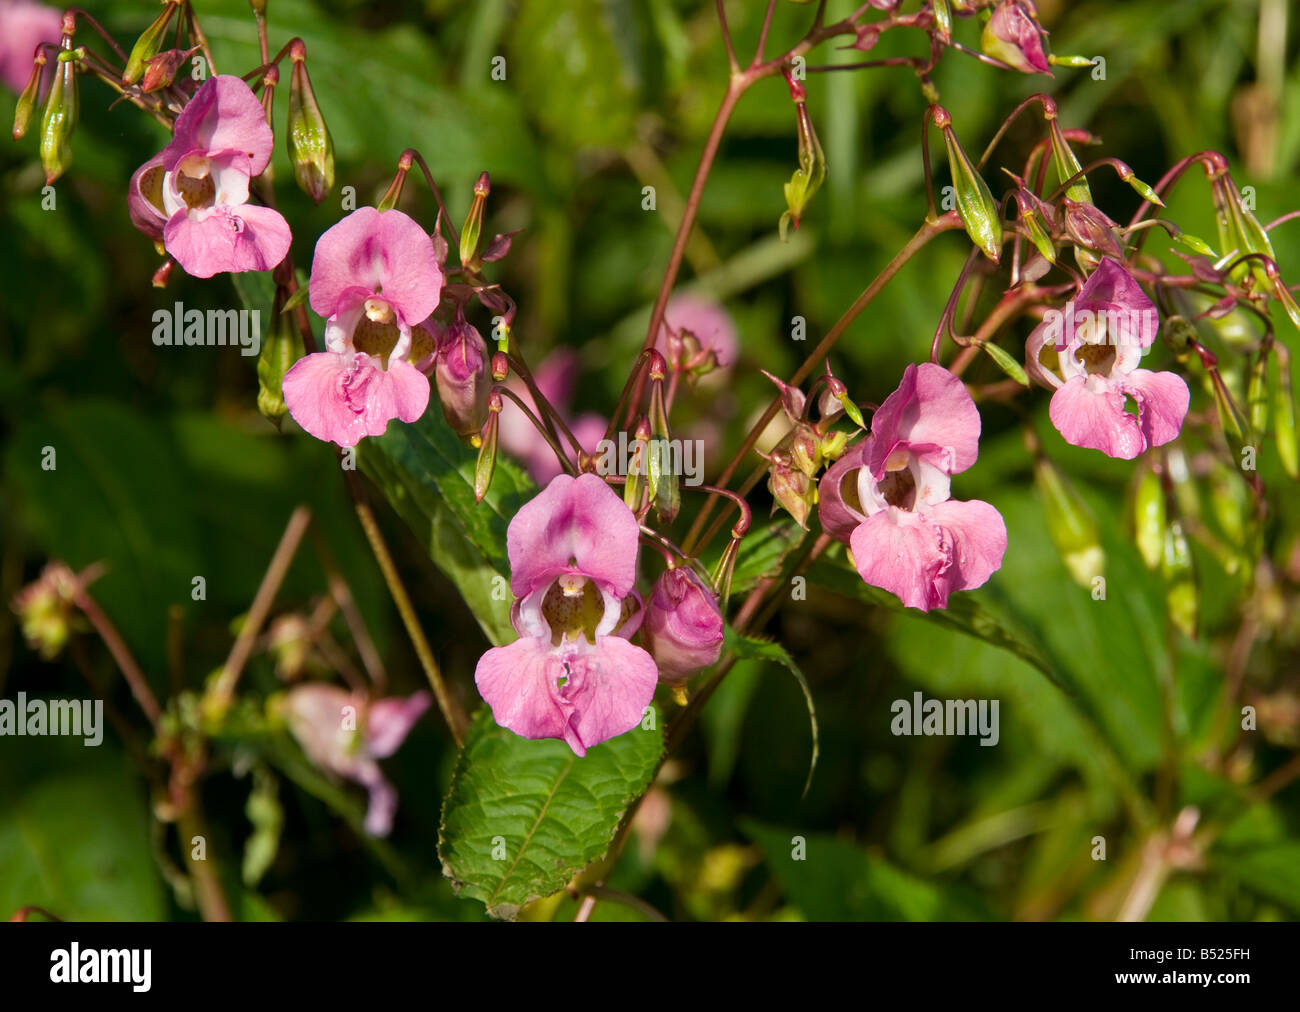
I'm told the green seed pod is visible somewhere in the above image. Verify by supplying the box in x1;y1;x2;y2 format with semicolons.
936;107;1002;263
286;40;335;204
1132;465;1165;571
1162;520;1198;639
1035;456;1105;586
12;51;44;140
1047;117;1092;204
1273;346;1299;480
39;49;78;184
123;1;180;86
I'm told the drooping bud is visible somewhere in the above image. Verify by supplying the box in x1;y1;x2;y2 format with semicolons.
40;47;79;184
1132;465;1166;571
1007;172;1057;264
1062;198;1124;260
286;39;334;204
934;106;1002;263
643;567;725;684
790;422;822;478
123;1;181;86
377;150;412;213
490;350;508;382
435;312;491;440
13;50;45;140
1034;455;1104;585
778;68;826;241
141;47;194;94
768;448;817;529
475;391;502;502
459;172;490;267
981;1;1052;76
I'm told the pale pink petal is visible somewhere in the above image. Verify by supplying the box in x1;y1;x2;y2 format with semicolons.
848;507;948;612
1077;257;1158;350
562;636;659;754
162;202;291;278
385;359;432;424
927;499;1008;594
283;352;369;447
360;771;399;837
309;207;442;324
506;473;640;598
474;636;573;748
1048;375;1145;459
366;692;432;759
1122;367;1189;450
0;0;62;94
163;75;274;175
868;362;981;477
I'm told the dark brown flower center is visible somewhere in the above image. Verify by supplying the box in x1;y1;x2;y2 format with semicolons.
1075;341;1116;375
878;465;917;510
174;154;216;210
541;575;605;647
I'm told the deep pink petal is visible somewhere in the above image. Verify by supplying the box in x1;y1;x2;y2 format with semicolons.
506;473;640;598
927;499;1007;594
309;207;442;324
1122;368;1190;451
1076;257;1158;349
1048;375;1145;459
848;507;949;612
817;438;871;543
127;151;168;240
163;202;291;278
868;362;981;477
366;691;432;758
163;75;273;174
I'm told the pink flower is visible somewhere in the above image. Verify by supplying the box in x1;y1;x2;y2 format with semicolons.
283;685;431;837
474;473;658;756
498;348;607;484
283;206;442;446
1028;258;1190;459
818;363;1006;612
0;0;61;94
981;0;1052;76
127;75;292;278
643;566;724;683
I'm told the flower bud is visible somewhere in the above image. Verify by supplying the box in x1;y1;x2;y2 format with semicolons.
643;567;725;683
1009;176;1057;264
935;106;1002;263
475;391;502;502
779;70;826;241
12;562;84;661
981;1;1051;76
141;47;192;94
123;1;180;86
1062;199;1124;260
1034;456;1104;585
40;48;79;184
459;172;490;266
13;50;45;140
287;40;334;204
435;314;491;439
768;450;817;529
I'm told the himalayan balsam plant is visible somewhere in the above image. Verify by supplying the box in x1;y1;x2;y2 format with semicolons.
7;0;1300;923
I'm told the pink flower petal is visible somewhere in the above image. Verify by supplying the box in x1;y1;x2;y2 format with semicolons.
366;691;432;758
163;75;274;175
849;507;949;612
817;438;871;543
162;202;291;278
506;473;640;598
562;636;658;754
926;498;1007;594
0;0;62;94
868;362;981;477
1048;374;1145;459
475;637;575;749
1077;258;1158;350
308;207;443;325
1122;368;1190;451
127;151;168;240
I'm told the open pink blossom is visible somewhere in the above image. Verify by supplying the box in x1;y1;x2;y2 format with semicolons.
475;473;657;756
283;685;431;837
0;0;61;93
282;206;442;447
127;75;291;277
818;363;1006;612
1027;258;1189;459
498;348;607;484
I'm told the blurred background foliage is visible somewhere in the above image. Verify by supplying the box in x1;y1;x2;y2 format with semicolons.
2;0;1300;922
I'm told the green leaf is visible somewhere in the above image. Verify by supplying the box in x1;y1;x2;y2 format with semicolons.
439;708;663;920
725;628;819;797
807;553;1055;679
358;412;538;646
0;741;165;920
1218;843;1300;915
742;820;988;920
